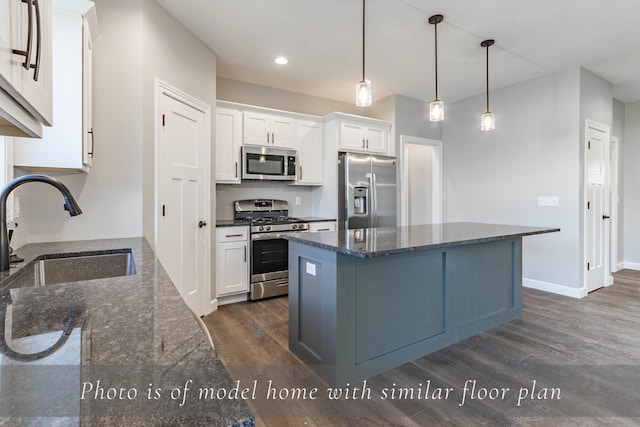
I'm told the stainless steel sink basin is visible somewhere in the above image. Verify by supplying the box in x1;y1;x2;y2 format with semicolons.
34;251;136;286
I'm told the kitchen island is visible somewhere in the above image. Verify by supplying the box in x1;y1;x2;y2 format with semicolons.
285;222;559;386
0;237;254;426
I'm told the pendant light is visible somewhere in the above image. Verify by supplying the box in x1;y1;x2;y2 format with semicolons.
355;0;372;107
428;14;444;121
481;39;495;131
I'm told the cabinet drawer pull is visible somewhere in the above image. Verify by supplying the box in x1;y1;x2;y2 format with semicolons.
225;233;243;238
30;0;42;81
317;228;330;231
87;128;94;158
11;0;34;70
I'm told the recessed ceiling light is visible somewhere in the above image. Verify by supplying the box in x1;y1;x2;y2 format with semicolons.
274;56;288;65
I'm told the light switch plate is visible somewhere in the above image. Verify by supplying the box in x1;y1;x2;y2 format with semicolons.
538;196;559;207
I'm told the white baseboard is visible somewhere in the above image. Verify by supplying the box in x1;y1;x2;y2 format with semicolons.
207;298;218;315
620;261;640;271
523;278;588;299
218;292;248;306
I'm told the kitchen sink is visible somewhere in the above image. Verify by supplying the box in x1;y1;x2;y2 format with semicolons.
34;251;136;285
4;249;136;288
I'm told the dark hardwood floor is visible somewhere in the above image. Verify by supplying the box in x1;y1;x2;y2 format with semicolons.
203;270;640;427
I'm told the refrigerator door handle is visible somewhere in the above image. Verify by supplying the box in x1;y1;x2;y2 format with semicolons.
370;172;378;228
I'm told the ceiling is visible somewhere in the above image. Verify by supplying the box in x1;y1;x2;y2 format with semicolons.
153;0;640;106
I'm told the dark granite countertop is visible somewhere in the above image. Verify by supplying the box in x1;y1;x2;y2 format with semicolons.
216;220;250;227
284;222;560;258
216;218;335;227
297;217;336;222
0;237;254;426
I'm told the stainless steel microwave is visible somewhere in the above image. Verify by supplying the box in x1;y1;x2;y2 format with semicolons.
241;146;297;181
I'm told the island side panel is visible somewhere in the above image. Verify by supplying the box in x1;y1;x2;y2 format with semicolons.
448;238;523;341
288;241;340;381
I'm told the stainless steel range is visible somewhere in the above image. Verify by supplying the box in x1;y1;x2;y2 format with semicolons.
234;199;309;300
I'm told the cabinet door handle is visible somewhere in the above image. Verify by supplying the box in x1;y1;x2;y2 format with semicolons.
11;0;34;70
87;128;94;158
29;0;42;81
266;132;269;143
235;161;238;178
299;166;302;180
362;138;365;148
366;139;369;149
271;132;275;144
243;245;247;262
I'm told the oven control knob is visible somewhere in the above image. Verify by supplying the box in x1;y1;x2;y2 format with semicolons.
292;224;298;230
259;226;264;232
266;226;271;231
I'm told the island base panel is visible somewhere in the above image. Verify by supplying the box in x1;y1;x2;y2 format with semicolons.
289;239;523;386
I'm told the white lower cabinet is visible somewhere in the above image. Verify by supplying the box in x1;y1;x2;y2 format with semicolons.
309;221;336;232
216;226;249;297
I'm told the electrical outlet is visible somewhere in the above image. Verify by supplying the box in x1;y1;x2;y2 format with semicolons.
295;196;301;206
538;196;559;207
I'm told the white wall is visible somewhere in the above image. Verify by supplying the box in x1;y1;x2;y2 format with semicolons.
217;77;361;117
623;101;640;266
443;67;582;290
612;99;625;264
15;0;144;244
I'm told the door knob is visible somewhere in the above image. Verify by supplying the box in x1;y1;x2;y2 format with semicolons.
198;220;207;228
602;215;610;220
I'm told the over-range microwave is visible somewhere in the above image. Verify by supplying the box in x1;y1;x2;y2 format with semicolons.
241;146;297;181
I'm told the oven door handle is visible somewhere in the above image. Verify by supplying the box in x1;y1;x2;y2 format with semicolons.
251;230;309;240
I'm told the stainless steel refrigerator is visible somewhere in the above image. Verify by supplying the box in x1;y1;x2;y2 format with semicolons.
338;152;397;230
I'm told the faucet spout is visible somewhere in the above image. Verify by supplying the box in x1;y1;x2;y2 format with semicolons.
0;174;83;271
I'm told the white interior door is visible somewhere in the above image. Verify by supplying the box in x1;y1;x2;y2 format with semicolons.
157;82;210;316
585;120;610;292
399;135;442;226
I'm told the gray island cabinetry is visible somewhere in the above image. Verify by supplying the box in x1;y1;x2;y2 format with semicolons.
285;222;559;386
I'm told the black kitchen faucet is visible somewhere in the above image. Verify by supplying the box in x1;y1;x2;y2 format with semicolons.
0;174;82;271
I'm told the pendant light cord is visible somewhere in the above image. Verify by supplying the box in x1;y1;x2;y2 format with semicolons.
434;21;438;100
485;44;489;112
362;0;366;82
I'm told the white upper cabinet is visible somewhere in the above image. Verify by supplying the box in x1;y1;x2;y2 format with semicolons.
243;111;295;149
215;106;242;184
338;117;389;154
294;119;323;185
0;0;53;138
14;1;98;171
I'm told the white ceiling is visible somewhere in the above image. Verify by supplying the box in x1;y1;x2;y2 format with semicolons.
153;0;640;105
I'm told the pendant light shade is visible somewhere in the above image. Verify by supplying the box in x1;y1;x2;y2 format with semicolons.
356;80;372;107
481;39;495;131
355;0;372;107
428;14;444;122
